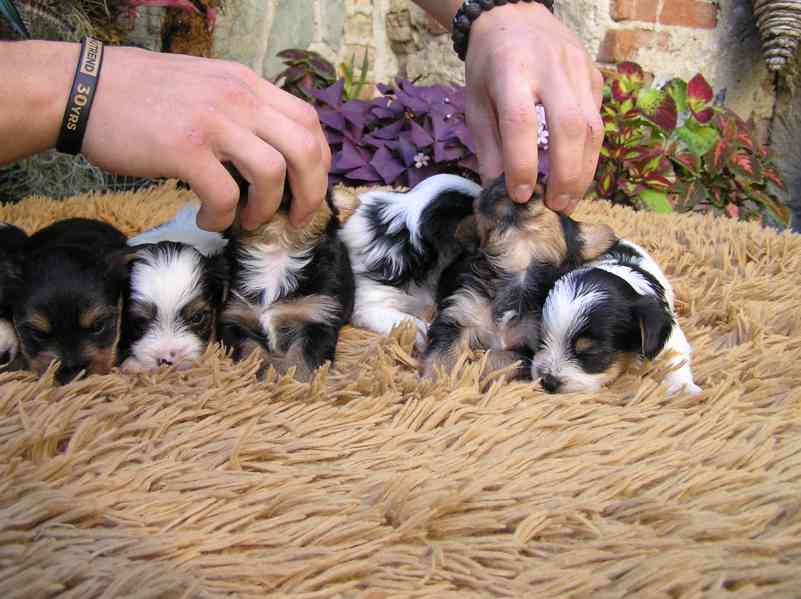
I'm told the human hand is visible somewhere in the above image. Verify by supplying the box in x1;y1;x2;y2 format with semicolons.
464;2;604;213
81;46;330;230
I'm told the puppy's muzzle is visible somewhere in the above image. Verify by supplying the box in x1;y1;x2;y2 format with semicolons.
540;373;563;394
56;361;89;385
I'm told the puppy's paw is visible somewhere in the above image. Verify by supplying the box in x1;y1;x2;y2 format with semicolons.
413;318;429;353
666;377;702;396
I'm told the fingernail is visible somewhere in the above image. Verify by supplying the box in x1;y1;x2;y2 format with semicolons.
548;193;572;212
511;184;534;203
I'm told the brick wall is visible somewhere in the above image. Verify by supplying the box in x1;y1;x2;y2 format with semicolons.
210;1;772;140
598;0;719;64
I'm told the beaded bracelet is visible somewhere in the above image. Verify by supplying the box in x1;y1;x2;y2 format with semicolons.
451;0;554;61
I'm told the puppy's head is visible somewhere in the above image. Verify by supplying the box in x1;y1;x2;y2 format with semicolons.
0;223;28;368
475;175;617;273
530;267;673;394
124;242;228;372
14;246;131;384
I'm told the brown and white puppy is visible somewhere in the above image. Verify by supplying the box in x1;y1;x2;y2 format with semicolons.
12;218;130;384
0;223;27;370
219;170;354;382
422;174;617;378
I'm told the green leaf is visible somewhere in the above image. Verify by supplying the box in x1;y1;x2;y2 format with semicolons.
640;188;674;213
0;0;29;38
664;78;688;114
676;121;719;156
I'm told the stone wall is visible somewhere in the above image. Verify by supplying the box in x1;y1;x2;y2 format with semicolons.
210;0;776;137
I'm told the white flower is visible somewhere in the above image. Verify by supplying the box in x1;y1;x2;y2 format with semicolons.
414;152;430;169
536;104;549;150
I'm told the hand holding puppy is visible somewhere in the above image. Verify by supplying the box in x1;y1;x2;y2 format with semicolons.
0;41;331;231
415;0;605;213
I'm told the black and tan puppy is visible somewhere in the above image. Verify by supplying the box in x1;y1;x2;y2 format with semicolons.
422;174;618;378
219;168;354;382
0;223;28;370
12;218;130;384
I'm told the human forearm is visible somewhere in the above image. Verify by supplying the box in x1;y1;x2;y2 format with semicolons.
0;40;76;164
409;0;462;28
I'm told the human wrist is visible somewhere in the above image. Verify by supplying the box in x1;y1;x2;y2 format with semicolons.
452;1;554;60
0;41;78;163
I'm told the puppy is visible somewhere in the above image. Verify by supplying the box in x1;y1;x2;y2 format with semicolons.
531;240;701;395
219;170;354;382
12;218;130;384
120;241;229;372
339;174;483;348
0;223;28;370
423;174;617;378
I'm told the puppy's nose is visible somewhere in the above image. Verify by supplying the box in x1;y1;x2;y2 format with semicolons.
157;351;178;367
0;350;10;367
540;374;562;394
56;363;88;385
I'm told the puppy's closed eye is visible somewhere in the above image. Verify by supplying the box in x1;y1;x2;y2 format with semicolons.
80;307;116;338
574;337;597;354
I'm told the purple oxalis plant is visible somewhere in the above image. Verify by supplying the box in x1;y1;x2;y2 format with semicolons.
308;78;550;188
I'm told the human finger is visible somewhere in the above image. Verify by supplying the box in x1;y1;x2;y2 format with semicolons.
489;70;541;204
465;95;504;185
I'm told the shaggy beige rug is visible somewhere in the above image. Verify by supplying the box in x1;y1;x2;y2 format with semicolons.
1;182;800;598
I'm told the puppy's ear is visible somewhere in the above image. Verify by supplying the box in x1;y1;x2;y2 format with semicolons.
454;215;480;251
0;254;24;306
104;246;148;283
578;222;617;261
633;295;673;359
205;252;230;305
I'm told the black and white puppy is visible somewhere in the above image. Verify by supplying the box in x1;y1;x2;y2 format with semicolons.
12;218;130;384
0;223;28;370
422;175;619;378
219;171;354;381
339;174;483;349
121;203;229;372
531;240;701;395
120;240;229;372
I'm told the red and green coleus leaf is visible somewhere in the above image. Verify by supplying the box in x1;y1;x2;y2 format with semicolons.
687;73;714;111
617;176;640;197
672;150;701;175
639;188;674;213
762;164;786;189
705;138;729;176
636;88;677;132
687;73;714;123
729;149;762;182
664;78;689;114
750;189;791;225
597;163;617;197
611;79;631;102
643;173;674;191
617;61;645;83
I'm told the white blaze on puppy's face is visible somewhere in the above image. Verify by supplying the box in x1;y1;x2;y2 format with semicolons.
128;245;210;370
0;318;18;366
531;272;613;393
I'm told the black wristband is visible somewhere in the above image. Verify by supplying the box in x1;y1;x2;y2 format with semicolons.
451;0;554;61
56;37;105;155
